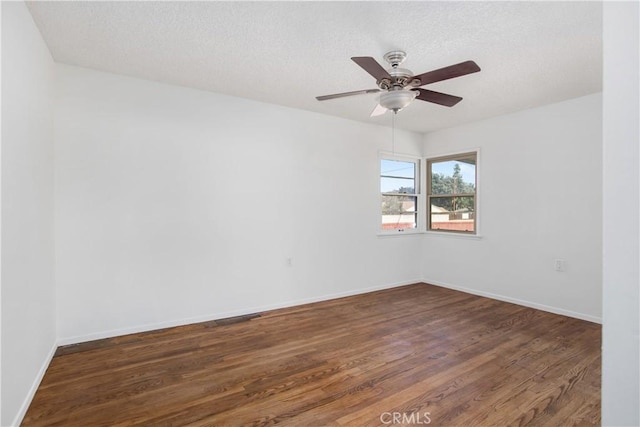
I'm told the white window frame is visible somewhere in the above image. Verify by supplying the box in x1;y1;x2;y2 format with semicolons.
378;152;424;235
425;149;480;236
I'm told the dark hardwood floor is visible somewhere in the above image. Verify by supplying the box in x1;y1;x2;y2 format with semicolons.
23;283;601;426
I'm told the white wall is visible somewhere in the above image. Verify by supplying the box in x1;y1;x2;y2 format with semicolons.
54;64;423;343
421;93;602;322
1;2;57;426
602;2;640;425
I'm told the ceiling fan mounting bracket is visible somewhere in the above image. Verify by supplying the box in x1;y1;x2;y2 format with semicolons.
383;50;407;68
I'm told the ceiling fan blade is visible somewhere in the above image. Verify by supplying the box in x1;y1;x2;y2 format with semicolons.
370;104;388;117
413;61;481;86
316;88;380;101
412;89;463;107
351;57;392;81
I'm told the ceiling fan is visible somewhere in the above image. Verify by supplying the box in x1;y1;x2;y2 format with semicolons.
316;51;480;116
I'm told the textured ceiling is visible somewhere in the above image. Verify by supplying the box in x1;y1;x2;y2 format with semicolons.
27;1;602;133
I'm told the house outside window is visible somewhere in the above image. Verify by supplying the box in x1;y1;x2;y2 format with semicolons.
427;152;477;234
380;155;420;232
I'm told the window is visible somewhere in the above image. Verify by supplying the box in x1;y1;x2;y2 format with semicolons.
427;152;477;233
380;156;419;232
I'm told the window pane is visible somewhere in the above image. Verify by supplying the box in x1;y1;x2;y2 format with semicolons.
430;196;474;232
381;159;415;178
382;195;417;230
430;159;475;195
381;176;415;194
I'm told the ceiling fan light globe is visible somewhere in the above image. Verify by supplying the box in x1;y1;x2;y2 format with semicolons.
379;90;417;112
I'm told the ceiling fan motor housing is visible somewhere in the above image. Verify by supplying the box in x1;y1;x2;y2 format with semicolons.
378;51;421;89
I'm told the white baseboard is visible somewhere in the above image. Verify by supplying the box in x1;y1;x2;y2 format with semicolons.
11;341;57;427
423;278;602;324
57;278;422;346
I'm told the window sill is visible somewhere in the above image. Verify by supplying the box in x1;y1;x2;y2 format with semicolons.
377;230;426;238
376;230;484;240
423;231;483;240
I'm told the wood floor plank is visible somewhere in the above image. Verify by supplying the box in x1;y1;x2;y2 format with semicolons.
22;283;601;426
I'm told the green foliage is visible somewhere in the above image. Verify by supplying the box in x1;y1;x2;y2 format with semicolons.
430;163;475;212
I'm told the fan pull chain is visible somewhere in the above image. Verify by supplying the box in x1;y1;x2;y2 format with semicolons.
391;111;395;154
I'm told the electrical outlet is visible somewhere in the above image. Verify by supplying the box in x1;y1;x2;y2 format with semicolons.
286;257;293;267
554;259;566;272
